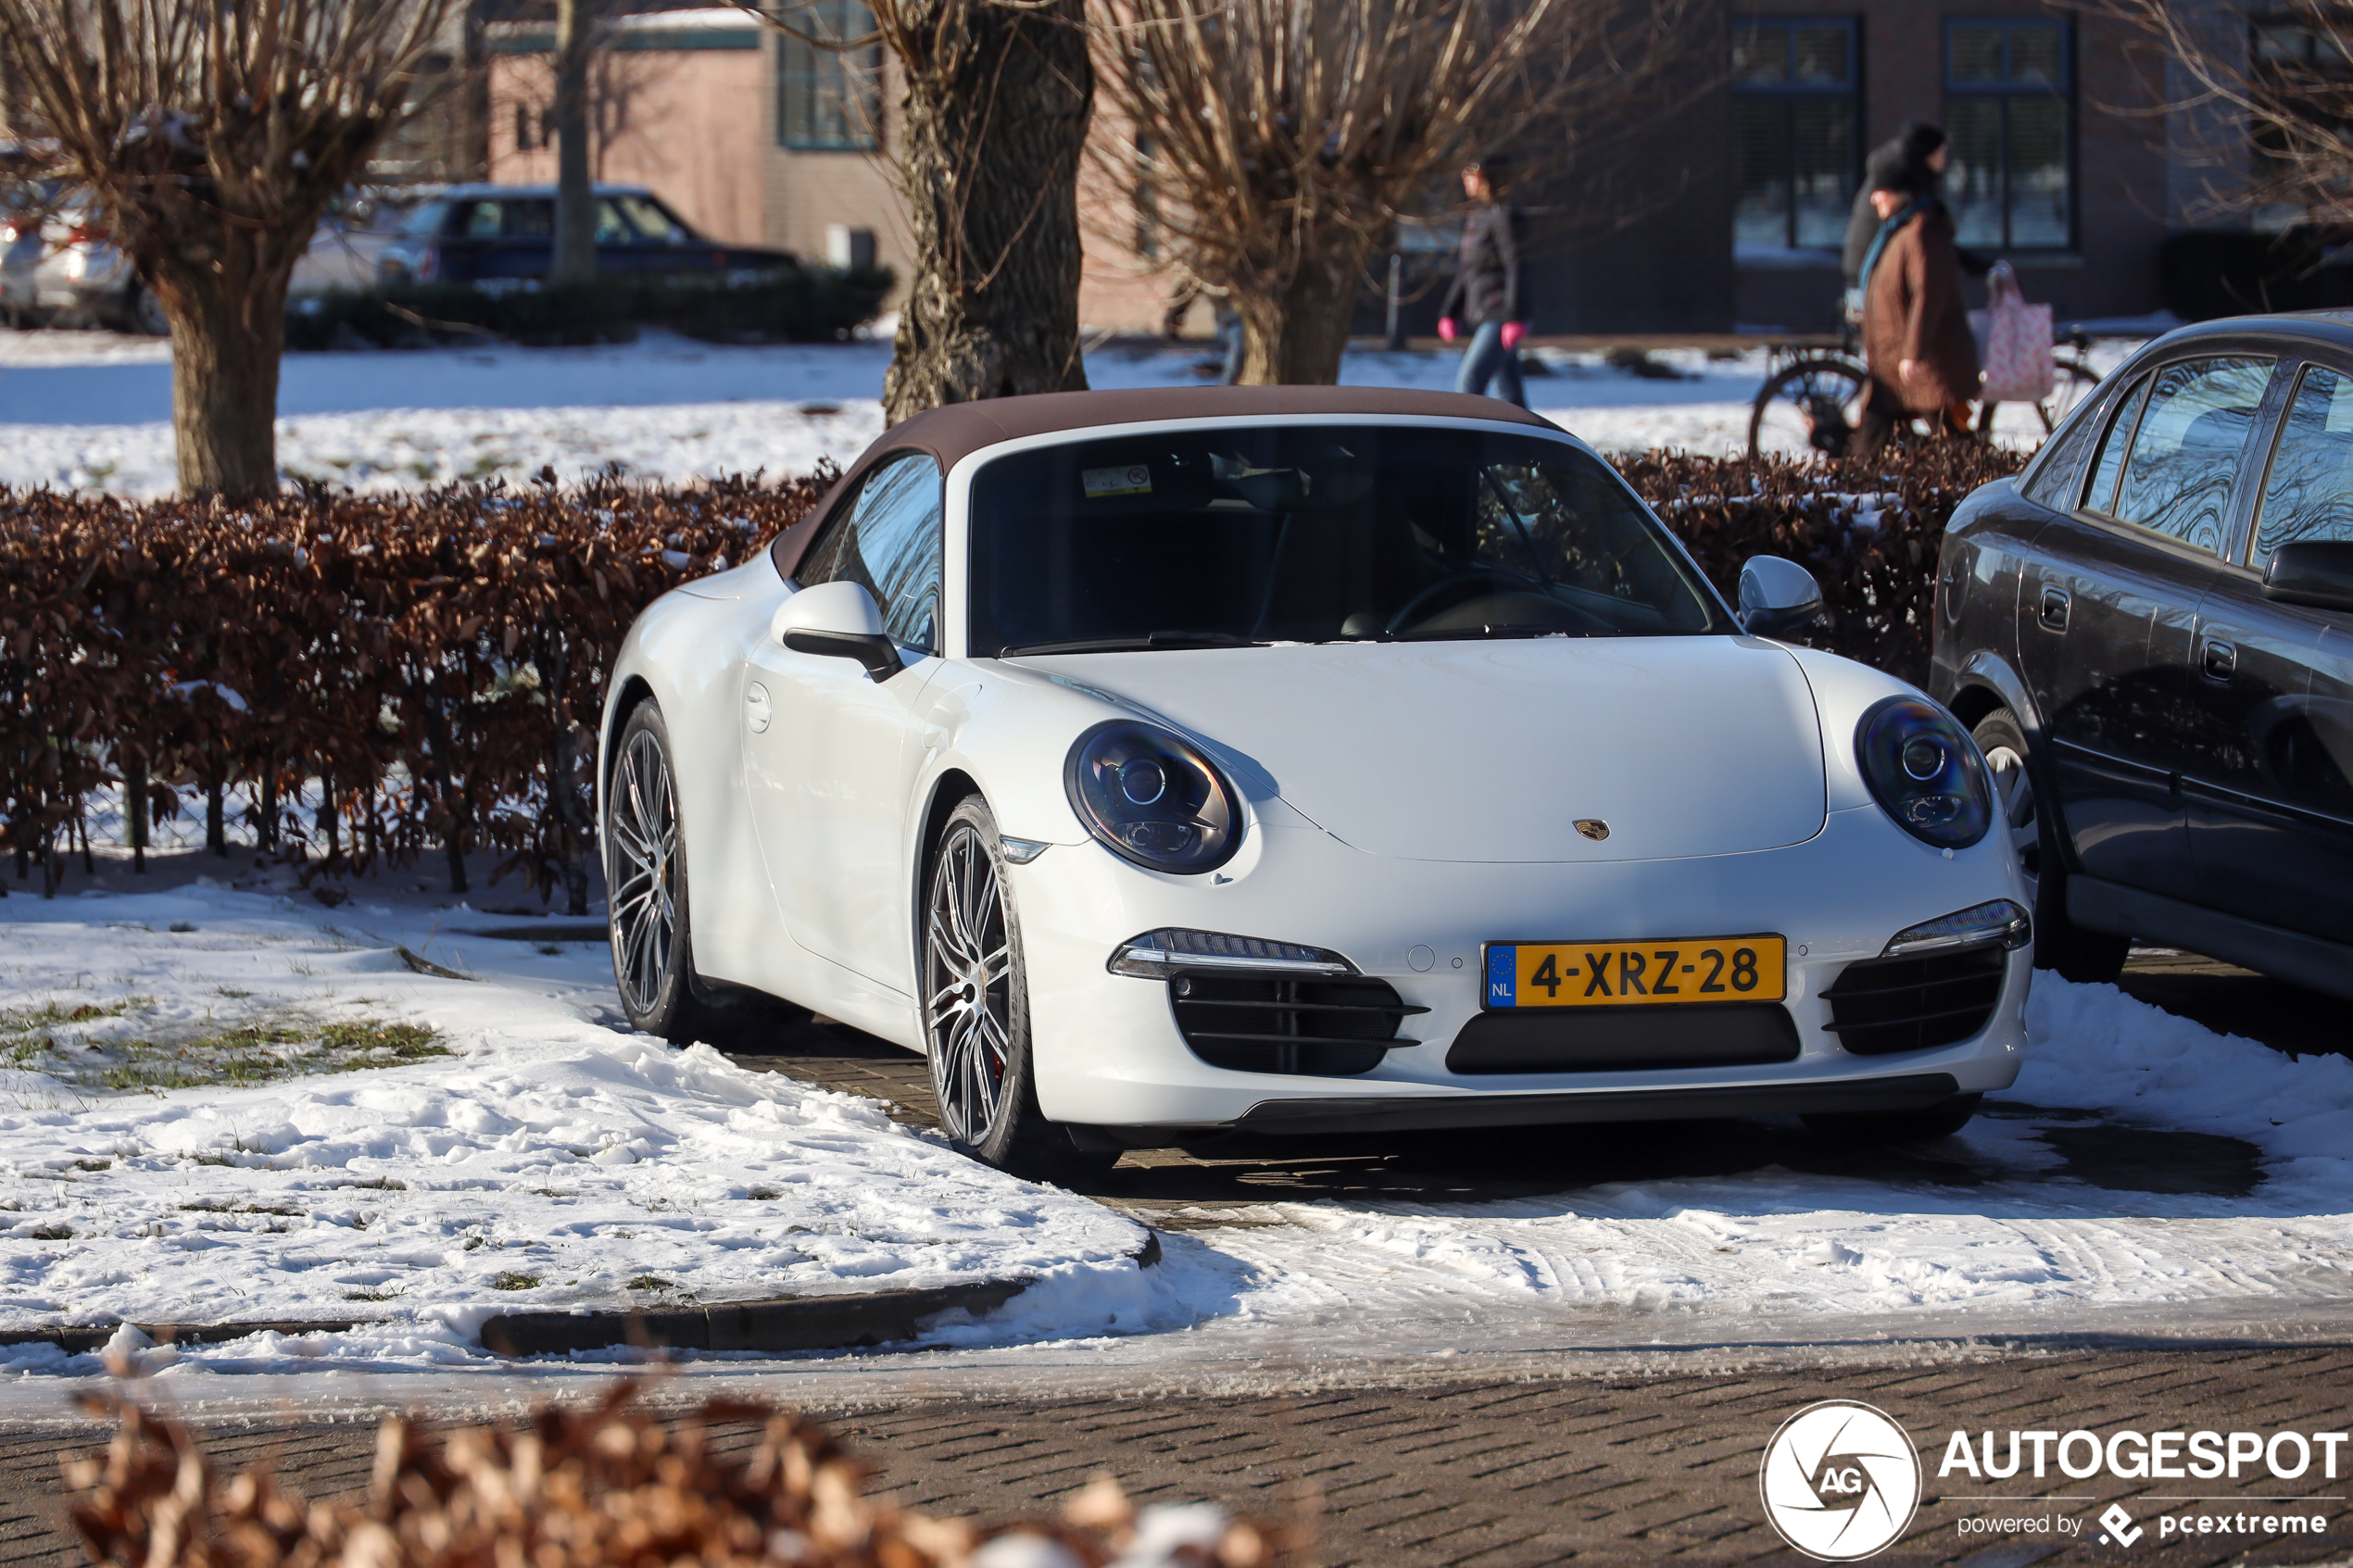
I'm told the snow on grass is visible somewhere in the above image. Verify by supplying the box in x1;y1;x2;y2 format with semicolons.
0;879;1150;1368
0;332;2146;498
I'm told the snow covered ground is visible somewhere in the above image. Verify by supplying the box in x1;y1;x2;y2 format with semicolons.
0;872;1152;1375
0;329;2138;497
1;857;2348;1417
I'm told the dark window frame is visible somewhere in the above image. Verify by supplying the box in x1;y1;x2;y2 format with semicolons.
1732;14;1864;254
775;0;882;152
2247;357;2353;568
793;449;945;652
1944;16;2077;253
2083;355;2276;558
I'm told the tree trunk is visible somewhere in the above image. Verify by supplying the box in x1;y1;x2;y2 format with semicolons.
551;0;598;285
1234;229;1373;385
881;0;1092;423
169;272;286;498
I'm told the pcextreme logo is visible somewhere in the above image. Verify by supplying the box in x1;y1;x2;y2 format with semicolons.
1759;1400;1924;1562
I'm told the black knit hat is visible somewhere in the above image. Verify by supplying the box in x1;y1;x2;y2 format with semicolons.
1866;144;1918;195
1901;121;1948;163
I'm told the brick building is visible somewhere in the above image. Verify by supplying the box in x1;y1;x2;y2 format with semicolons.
478;1;2265;335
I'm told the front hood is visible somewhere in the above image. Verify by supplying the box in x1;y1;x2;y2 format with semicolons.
1013;638;1826;862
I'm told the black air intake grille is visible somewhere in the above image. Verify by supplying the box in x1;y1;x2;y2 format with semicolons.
1822;946;2007;1056
1446;1004;1798;1074
1170;972;1421;1077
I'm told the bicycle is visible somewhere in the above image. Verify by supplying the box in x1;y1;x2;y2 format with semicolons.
1746;320;2101;460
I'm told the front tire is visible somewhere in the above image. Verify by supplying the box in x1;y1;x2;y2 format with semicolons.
605;702;722;1043
1972;709;2128;984
922;797;1114;1182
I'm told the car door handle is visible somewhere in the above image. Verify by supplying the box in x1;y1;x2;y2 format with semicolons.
2199;636;2237;682
2039;585;2070;632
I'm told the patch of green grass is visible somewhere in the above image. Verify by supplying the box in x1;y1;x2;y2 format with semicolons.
744;1186;780;1201
462;1235;485;1250
335;1175;406;1191
342;1289;398;1302
27;1223;70;1240
178;1199;305;1217
490;1271;540;1290
71;1159;110;1172
625;1274;674;1291
18;1005;447;1095
317;1022;448;1062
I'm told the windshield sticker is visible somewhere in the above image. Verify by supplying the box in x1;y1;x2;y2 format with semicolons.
1083;464;1152;498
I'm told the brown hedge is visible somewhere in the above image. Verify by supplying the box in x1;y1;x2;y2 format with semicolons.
1623;441;2029;684
0;442;2026;904
0;470;833;906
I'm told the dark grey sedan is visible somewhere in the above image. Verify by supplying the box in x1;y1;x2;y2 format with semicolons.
1931;312;2353;998
376;183;794;287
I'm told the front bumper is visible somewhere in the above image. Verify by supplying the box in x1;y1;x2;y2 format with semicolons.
1012;800;2028;1129
1232;1073;1966;1135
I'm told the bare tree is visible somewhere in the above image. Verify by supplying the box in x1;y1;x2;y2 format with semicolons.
551;0;599;282
736;0;1090;422
0;0;464;498
1094;0;1694;384
2091;0;2353;225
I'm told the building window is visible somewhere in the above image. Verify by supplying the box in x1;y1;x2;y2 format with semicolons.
777;0;880;151
1944;19;2072;250
1733;17;1860;254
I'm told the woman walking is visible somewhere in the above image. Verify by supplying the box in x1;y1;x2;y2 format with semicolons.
1850;159;1979;458
1438;158;1531;408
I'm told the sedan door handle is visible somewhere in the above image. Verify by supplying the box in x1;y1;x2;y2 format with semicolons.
2199;636;2237;682
2039;585;2071;632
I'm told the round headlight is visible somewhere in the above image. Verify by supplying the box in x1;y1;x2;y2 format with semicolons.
1063;721;1241;873
1856;696;1993;850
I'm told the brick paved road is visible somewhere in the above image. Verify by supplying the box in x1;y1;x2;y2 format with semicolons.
6;1348;2348;1567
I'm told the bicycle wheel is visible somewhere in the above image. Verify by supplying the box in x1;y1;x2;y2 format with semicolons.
1748;357;1869;459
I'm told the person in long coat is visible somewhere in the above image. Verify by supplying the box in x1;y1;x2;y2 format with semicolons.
1849;163;1979;458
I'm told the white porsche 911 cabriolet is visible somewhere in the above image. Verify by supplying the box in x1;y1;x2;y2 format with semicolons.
600;387;2031;1177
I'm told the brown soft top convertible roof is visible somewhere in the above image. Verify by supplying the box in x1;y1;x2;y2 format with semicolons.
770;384;1558;579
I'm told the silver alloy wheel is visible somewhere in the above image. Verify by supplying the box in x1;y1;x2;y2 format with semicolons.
608;726;678;1017
923;822;1013;1145
1982;742;2041;902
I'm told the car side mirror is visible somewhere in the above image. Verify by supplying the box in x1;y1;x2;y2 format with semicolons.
1737;555;1827;639
2261;540;2353;614
772;581;904;683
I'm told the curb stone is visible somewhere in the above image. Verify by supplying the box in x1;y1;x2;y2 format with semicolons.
0;1234;1164;1361
482;1233;1164;1358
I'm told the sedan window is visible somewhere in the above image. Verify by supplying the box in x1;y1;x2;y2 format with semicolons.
2107;356;2273;553
595;199;638;245
967;426;1730;656
616;194;693;245
796;451;944;651
2255;363;2353;568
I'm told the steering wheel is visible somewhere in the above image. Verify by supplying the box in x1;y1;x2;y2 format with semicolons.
1384;569;1529;635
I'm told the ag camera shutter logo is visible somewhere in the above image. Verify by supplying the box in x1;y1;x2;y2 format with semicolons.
1759;1400;1923;1561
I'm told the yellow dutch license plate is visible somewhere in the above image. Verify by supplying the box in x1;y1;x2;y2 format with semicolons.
1483;936;1787;1009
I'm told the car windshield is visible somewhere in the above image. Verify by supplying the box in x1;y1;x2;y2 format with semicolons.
400;199;451;237
967;425;1730;656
